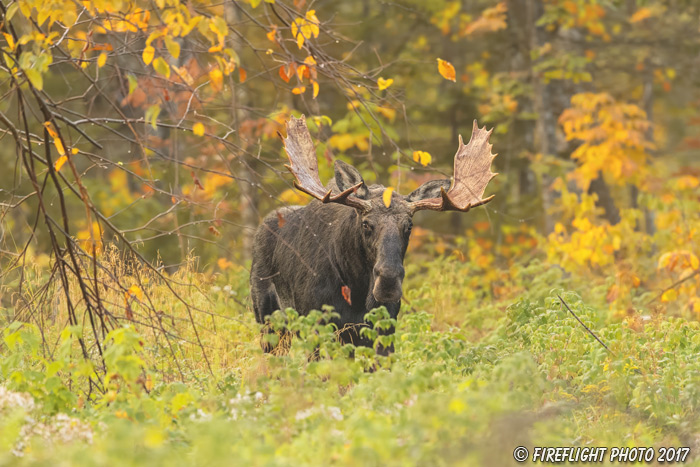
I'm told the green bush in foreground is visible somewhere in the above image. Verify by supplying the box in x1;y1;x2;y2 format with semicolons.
1;282;700;466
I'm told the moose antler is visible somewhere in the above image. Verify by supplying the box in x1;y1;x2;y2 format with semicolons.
409;120;497;213
282;115;371;211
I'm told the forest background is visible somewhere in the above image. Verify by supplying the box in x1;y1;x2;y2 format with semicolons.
0;0;699;465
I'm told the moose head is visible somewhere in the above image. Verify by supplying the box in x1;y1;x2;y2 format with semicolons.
282;115;498;307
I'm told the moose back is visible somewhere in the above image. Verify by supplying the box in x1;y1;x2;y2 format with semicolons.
250;115;497;354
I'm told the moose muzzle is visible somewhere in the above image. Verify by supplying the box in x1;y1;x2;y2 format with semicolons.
372;264;405;303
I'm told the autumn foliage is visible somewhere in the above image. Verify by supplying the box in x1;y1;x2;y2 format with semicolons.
1;0;700;463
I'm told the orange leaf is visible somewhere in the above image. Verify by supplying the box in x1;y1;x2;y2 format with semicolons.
279;65;291;82
341;285;352;305
630;7;652;23
437;58;456;82
266;26;277;42
277;211;286;228
209;225;221;236
191;171;204;190
54;155;68;171
292;86;306;94
239;67;247;83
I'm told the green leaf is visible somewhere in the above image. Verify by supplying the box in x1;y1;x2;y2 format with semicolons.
145;104;161;130
127;74;138;95
24;68;43;90
6;3;19;21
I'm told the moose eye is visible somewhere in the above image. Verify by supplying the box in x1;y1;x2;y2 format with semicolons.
362;220;372;231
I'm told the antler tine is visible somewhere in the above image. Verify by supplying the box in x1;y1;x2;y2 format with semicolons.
410;119;497;214
282;115;371;211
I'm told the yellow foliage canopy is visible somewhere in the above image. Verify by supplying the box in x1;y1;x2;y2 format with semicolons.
559;93;654;189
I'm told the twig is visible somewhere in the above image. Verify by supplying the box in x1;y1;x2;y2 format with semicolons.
557;294;615;356
646;269;700;306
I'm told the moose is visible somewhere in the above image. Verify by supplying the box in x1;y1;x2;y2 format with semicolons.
250;115;497;354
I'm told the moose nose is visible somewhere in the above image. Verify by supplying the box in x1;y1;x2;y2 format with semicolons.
373;264;405;281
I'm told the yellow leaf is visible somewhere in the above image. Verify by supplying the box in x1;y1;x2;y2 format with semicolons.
312;81;319;99
128;284;144;300
142;45;155;65
43;122;58;139
209;68;223;92
165;37;180;59
97;52;107;68
54;155;68;171
292;86;306;94
661;289;678;303
3;33;15;51
691;253;700;271
193;123;205;136
437;58;456;82
266;26;277;42
412;150;432;166
377;77;393;91
71;147;79;155
448;399;466;414
382;187;394;208
296;64;307;81
376;106;396;121
306;10;320;37
153;57;170;78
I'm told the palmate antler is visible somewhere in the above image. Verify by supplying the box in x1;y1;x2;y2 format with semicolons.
282;115;371;211
408;120;497;214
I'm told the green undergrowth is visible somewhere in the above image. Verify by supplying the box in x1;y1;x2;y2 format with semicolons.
1;260;700;466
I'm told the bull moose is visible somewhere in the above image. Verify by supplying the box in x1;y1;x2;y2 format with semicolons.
250;115;497;354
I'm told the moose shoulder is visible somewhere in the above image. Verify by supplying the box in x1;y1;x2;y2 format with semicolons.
250;115;497;354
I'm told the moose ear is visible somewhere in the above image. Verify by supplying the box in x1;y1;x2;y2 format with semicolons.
406;179;452;202
334;160;369;199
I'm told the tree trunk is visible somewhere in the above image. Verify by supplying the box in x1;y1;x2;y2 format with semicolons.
527;0;559;234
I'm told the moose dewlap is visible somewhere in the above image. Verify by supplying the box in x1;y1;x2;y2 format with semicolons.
250;115;497;354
